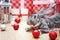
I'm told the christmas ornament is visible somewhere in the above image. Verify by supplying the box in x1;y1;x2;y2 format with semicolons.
49;31;57;40
15;18;20;23
32;30;40;38
0;25;6;31
13;24;19;30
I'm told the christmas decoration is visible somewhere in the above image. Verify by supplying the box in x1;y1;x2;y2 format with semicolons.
49;31;57;40
13;24;19;30
15;18;20;23
32;30;40;38
0;25;6;31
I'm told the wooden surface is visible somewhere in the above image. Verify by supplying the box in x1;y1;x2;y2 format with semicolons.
0;16;60;40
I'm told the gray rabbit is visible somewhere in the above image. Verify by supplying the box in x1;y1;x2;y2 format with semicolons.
26;7;60;33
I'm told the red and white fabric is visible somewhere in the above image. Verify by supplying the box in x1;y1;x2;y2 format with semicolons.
10;0;20;17
24;0;33;15
10;0;20;9
10;0;60;16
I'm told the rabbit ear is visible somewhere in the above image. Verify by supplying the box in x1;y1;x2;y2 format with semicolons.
37;7;47;14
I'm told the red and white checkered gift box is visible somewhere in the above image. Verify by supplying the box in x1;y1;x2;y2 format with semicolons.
10;0;50;16
10;0;60;16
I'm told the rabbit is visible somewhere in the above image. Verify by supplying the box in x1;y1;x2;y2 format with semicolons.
25;7;60;33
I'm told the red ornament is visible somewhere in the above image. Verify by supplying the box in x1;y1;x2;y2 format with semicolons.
49;31;57;40
32;30;40;38
13;24;19;30
15;18;20;23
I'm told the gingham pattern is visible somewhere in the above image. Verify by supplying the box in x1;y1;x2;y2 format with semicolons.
10;0;20;9
24;0;50;15
33;0;50;12
24;0;33;15
33;4;43;12
10;0;58;16
10;0;50;16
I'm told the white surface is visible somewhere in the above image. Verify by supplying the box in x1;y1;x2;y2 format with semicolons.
0;17;60;40
0;22;59;40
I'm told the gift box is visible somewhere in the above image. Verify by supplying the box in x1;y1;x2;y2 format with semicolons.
10;0;50;16
10;0;60;17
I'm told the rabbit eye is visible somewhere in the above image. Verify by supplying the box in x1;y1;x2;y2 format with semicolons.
34;16;36;19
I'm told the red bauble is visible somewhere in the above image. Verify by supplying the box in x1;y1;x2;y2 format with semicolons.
13;24;19;30
15;18;20;23
32;30;40;38
49;31;57;40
